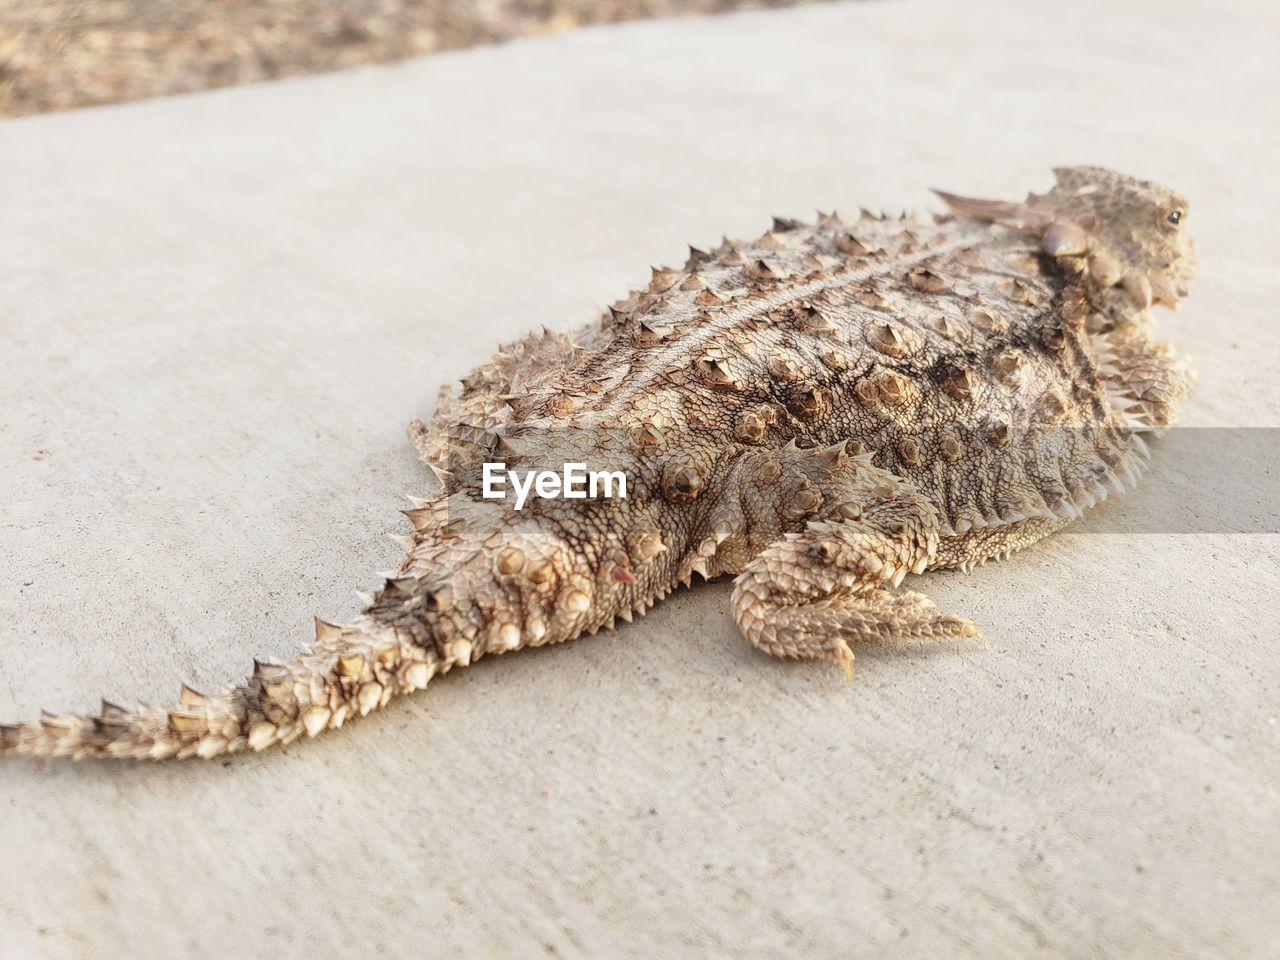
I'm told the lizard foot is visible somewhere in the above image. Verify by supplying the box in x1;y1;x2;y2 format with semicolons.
731;506;980;675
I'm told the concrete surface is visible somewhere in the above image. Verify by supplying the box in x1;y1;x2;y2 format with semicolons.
2;0;1278;956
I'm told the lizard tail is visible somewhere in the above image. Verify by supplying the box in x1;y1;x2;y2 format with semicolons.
0;614;443;761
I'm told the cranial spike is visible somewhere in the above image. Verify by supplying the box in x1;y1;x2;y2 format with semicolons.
1041;220;1089;256
930;188;1049;229
388;532;415;551
1123;272;1153;309
355;589;375;607
178;683;209;708
403;494;429;509
689;558;710;579
1089;253;1123;287
1148;271;1178;307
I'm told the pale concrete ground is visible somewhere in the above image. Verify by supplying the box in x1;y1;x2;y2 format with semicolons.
1;0;1278;956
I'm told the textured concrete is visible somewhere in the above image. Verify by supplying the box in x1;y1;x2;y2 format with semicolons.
1;0;1277;956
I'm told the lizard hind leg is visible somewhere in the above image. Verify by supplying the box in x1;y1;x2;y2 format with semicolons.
731;489;981;677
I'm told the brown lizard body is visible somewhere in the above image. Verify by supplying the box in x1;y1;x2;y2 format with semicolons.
1;166;1196;760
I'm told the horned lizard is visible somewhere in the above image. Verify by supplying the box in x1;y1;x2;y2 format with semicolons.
1;166;1196;760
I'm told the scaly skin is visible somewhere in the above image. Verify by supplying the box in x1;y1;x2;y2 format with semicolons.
1;166;1196;760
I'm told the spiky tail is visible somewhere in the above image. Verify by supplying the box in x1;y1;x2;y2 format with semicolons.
0;615;443;761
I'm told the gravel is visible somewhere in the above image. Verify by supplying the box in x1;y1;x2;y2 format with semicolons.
0;0;818;117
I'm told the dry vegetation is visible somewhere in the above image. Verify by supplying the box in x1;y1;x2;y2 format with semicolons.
0;0;817;117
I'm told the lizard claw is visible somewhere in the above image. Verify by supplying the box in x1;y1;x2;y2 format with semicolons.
835;640;855;685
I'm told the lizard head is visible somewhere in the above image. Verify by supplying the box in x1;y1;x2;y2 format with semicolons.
934;166;1195;320
1037;166;1195;315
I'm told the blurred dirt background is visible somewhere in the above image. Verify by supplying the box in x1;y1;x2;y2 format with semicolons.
0;0;818;117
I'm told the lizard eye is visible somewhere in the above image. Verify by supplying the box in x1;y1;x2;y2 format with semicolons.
1165;208;1184;228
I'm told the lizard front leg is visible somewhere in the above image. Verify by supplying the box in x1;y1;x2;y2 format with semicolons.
730;469;980;677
